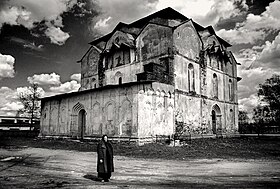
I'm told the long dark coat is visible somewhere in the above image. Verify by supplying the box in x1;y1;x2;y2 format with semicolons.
97;140;114;174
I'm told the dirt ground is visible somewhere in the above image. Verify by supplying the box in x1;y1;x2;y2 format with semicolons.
0;147;280;189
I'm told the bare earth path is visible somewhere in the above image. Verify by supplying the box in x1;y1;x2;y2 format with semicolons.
0;147;280;188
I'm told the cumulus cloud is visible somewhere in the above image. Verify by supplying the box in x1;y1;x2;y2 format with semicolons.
156;0;248;27
0;102;24;112
94;16;111;30
237;66;280;112
0;86;22;116
0;72;80;116
24;73;80;98
49;80;80;94
235;31;280;112
0;0;77;45
92;0;247;34
256;32;280;68
0;53;15;79
70;73;81;82
238;94;258;112
217;29;265;44
218;0;280;44
27;72;61;85
0;6;33;28
92;0;157;34
45;26;70;45
236;31;280;71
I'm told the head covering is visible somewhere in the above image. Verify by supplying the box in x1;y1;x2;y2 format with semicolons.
102;134;108;141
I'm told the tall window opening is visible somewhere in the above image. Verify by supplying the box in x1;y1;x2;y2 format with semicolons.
229;79;233;101
213;73;218;98
188;63;195;92
119;77;122;85
230;109;234;129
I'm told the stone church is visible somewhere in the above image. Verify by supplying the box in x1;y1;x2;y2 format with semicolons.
40;7;240;143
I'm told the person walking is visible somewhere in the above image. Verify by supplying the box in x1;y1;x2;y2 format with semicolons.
97;135;114;182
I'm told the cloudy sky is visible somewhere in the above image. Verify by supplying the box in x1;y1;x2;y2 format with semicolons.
0;0;279;116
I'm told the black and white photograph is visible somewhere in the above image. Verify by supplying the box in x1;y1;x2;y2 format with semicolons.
0;0;280;188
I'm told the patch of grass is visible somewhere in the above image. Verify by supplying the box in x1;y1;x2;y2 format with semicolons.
1;137;280;160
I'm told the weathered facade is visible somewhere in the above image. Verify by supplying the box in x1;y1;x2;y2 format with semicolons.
41;8;240;143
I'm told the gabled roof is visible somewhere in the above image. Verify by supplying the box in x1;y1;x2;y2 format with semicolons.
89;7;188;46
205;26;231;47
89;22;129;45
85;7;232;61
129;7;188;28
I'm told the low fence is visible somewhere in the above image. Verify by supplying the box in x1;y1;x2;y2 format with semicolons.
0;130;40;138
155;134;192;145
239;124;280;134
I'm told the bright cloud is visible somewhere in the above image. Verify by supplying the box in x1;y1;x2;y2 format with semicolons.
217;29;265;44
0;102;24;112
94;16;111;30
0;0;77;45
236;31;280;71
156;0;248;26
257;31;280;68
236;31;280;113
70;73;81;82
218;1;280;44
237;67;280;112
238;94;258;112
49;80;80;94
25;73;81;98
27;72;61;85
0;6;33;28
0;53;15;79
92;0;157;34
0;86;22;116
93;0;247;34
45;26;70;45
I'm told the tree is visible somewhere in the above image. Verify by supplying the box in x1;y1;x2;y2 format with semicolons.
238;110;249;125
252;105;274;135
258;74;280;124
18;84;43;126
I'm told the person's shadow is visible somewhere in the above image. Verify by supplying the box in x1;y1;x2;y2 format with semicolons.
83;174;102;182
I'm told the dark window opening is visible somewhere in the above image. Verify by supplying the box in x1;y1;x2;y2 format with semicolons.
188;64;195;92
213;73;218;98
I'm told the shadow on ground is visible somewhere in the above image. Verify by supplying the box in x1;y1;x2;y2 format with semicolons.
83;174;101;182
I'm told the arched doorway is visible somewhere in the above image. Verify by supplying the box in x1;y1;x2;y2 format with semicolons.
78;109;86;139
211;104;221;135
211;110;217;134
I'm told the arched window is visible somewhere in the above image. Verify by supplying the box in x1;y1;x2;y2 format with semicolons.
115;71;123;85
229;79;233;101
91;78;96;89
206;54;211;66
213;73;218;98
188;63;195;92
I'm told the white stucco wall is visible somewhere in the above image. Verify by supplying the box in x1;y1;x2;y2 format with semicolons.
41;82;175;140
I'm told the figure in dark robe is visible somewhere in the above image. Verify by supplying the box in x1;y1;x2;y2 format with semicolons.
97;135;114;182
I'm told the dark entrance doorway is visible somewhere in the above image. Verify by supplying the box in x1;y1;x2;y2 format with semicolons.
212;110;216;134
211;104;221;136
78;109;86;139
